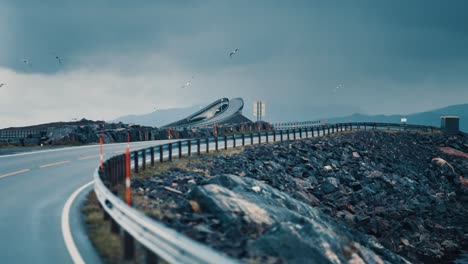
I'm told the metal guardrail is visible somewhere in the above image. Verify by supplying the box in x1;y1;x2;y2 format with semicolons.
94;168;237;264
93;122;440;263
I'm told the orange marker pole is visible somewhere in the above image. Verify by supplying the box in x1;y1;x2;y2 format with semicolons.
167;128;171;143
100;122;104;169
125;132;131;205
99;137;104;169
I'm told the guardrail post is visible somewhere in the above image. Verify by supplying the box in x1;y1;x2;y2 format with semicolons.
287;130;290;141
197;139;201;155
145;248;159;264
168;143;172;161
232;135;236;148
133;151;139;173
142;150;146;171
258;132;261;144
178;141;182;158
242;133;245;146
224;135;227;150
114;156;120;182
250;133;253;145
114;159;119;185
273;130;277;141
110;191;120;234
122;155;126;182
206;138;209;153
350;123;353;131
102;160;108;184
109;159;115;185
188;140;192;156
266;132;269;143
299;128;302;138
150;147;155;166
159;145;163;162
116;157;121;183
123;231;135;260
327;126;330;135
293;129;296;140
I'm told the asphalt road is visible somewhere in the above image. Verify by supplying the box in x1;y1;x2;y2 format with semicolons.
0;129;322;264
0;140;170;264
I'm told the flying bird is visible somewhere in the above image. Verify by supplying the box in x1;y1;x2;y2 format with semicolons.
333;84;343;93
55;55;62;65
181;76;194;89
229;48;239;58
0;83;5;88
21;59;32;66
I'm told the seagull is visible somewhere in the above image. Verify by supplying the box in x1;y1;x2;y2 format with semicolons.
229;48;239;58
21;59;32;66
181;76;194;89
333;84;343;93
0;83;5;88
55;55;62;65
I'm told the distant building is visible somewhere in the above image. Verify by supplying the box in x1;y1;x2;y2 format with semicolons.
440;116;459;134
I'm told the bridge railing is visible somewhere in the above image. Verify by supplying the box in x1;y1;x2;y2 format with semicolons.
93;122;440;263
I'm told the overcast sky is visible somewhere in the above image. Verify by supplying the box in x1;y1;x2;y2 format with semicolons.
1;0;467;128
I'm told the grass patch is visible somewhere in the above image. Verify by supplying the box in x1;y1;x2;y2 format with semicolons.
131;145;247;180
82;191;123;264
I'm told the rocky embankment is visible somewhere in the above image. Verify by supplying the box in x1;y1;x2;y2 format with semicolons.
0;119;260;148
131;131;468;263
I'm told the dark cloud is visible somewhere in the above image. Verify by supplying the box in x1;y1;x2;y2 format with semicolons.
0;0;467;127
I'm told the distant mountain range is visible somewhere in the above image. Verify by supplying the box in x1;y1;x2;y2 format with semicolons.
113;103;467;132
112;103;363;128
325;104;467;132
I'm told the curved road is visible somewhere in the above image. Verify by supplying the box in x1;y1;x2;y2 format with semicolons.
0;140;170;264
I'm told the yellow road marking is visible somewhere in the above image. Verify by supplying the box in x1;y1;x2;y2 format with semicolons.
39;160;70;168
0;169;31;179
78;154;100;160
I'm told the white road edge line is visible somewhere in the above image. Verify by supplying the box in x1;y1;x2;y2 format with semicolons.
62;180;94;264
0;139;168;159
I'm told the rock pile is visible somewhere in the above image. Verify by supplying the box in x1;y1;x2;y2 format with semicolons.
0;120;256;147
132;130;468;263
